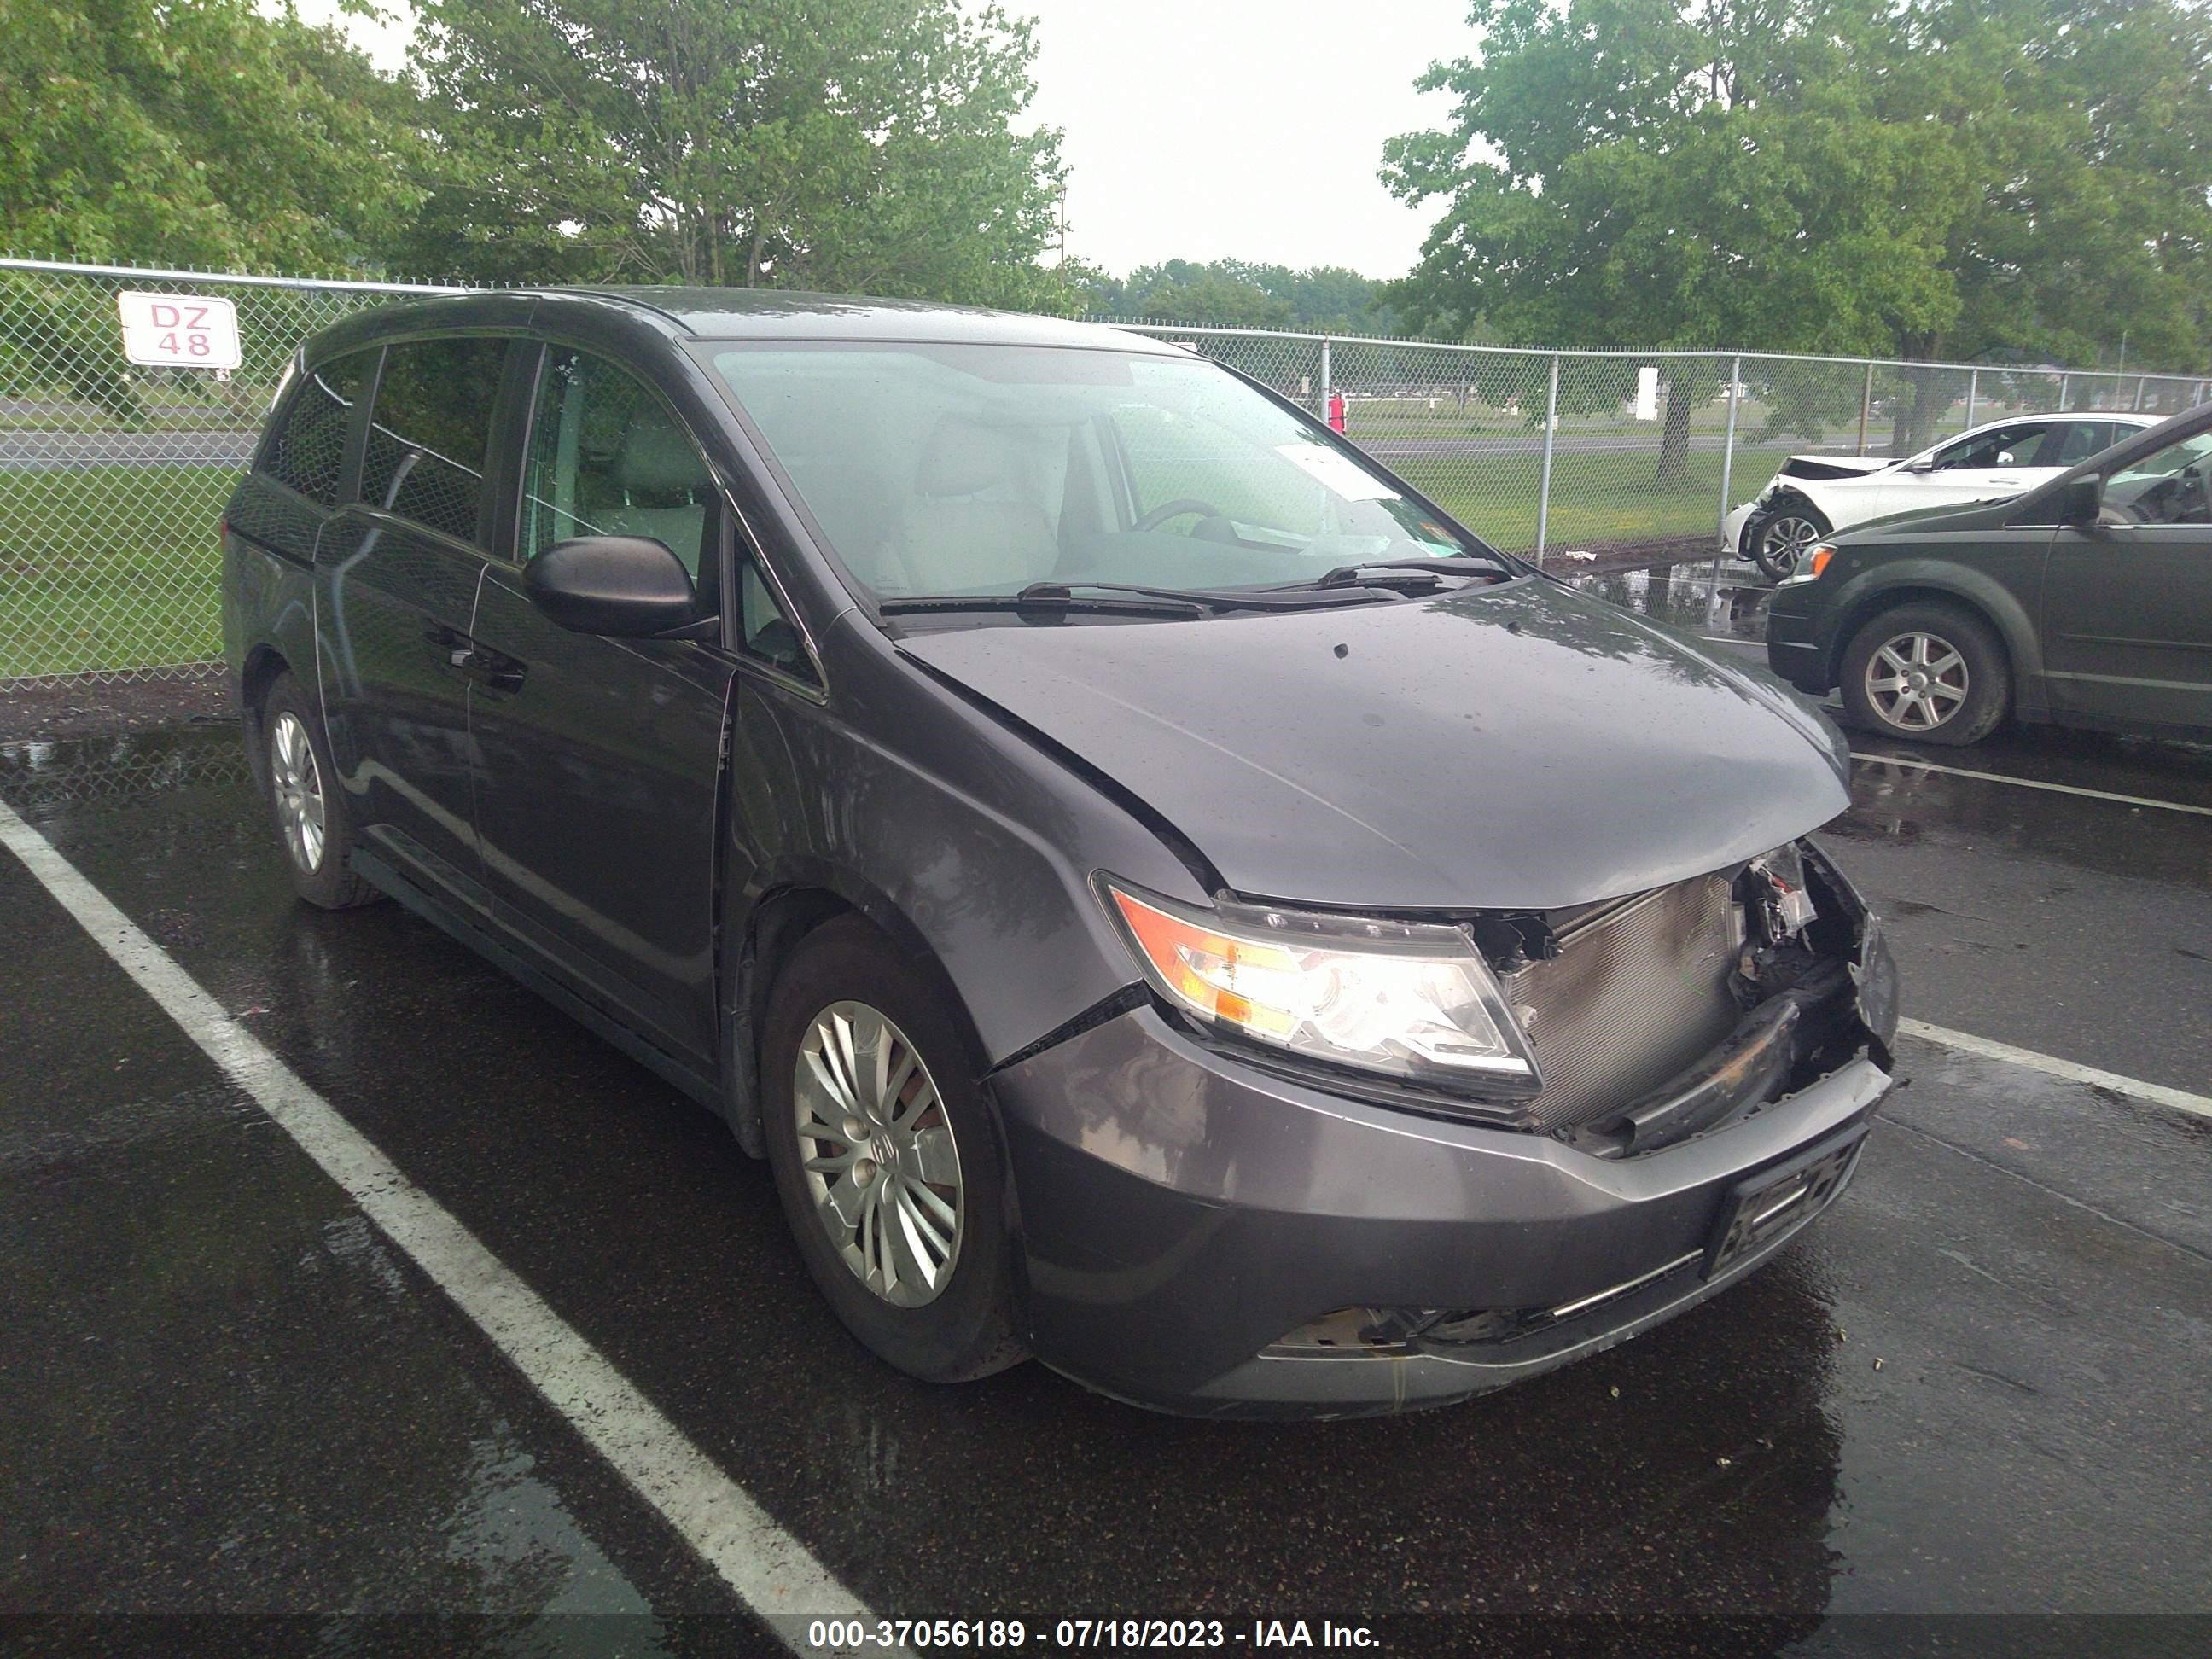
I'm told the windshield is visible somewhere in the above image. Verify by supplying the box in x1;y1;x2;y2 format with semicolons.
709;342;1495;602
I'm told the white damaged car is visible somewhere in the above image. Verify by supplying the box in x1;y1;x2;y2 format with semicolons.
1726;413;2157;579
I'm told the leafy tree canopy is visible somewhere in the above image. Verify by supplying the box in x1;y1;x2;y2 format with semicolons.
0;0;424;270
1382;0;2212;373
1086;258;1396;331
398;0;1066;307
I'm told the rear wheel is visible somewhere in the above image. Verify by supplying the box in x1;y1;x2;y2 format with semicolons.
1839;602;2010;747
762;916;1026;1382
1748;495;1830;581
259;672;381;909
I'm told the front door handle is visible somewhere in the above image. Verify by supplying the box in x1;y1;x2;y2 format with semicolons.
425;624;476;673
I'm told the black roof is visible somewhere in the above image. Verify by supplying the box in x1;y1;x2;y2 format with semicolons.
302;285;1187;368
572;286;1174;349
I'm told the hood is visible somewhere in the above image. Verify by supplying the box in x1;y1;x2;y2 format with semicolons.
1775;453;1893;484
897;577;1851;912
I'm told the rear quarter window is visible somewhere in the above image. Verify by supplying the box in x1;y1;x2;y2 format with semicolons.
358;336;509;544
259;351;375;507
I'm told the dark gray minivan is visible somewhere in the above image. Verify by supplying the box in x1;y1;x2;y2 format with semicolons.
222;290;1897;1416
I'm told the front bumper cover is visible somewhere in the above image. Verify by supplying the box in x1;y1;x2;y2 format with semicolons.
990;847;1896;1417
991;1002;1891;1417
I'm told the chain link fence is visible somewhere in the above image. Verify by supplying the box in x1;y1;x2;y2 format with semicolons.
1113;325;2212;572
3;255;2207;684
0;259;462;684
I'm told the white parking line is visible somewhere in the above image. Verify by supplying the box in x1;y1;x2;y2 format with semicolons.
1849;752;2212;817
0;799;871;1643
1901;1017;2212;1123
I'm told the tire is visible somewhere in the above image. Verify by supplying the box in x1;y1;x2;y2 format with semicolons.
259;672;381;909
1747;495;1831;582
761;915;1027;1383
1839;602;2011;747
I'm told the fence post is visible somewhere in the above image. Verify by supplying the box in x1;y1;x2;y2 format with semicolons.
1534;354;1559;566
1856;363;1873;456
1965;369;1978;430
1708;355;1743;605
2134;375;2148;413
2058;371;2070;412
1318;337;1330;420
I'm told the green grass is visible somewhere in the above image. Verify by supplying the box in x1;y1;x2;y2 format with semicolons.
1393;449;1737;556
0;464;235;678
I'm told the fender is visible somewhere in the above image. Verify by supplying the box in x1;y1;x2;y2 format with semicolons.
1821;558;2051;720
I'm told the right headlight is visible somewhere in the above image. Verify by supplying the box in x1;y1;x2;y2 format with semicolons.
1097;876;1541;1096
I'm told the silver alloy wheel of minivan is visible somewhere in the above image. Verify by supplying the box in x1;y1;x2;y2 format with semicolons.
1864;629;1970;731
794;1000;965;1307
270;710;328;873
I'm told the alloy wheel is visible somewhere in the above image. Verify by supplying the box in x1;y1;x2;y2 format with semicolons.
270;711;328;873
1865;631;1969;731
794;1000;965;1307
1759;515;1822;576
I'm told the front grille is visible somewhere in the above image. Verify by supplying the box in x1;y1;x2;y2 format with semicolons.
1504;873;1743;1132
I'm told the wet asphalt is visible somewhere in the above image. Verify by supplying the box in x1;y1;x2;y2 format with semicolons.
3;573;2209;1645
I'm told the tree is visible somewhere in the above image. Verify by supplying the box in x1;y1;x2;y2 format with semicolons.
0;0;425;271
0;0;424;422
1383;0;2212;472
1120;261;1294;327
399;0;1065;306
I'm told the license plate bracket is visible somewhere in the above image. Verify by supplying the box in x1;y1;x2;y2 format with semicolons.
1704;1125;1867;1279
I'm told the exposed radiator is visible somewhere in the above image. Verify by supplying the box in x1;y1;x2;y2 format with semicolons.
1504;874;1744;1132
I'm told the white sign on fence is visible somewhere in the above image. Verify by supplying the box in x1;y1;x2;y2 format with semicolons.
1633;365;1659;421
116;291;242;370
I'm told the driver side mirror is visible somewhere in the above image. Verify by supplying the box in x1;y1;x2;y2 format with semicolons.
1905;457;1936;474
2059;475;2103;526
524;536;710;637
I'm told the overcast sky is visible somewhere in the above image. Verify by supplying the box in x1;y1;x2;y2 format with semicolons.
295;0;1474;280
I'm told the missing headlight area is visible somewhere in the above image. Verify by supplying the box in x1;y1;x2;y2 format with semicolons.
1528;840;1890;1160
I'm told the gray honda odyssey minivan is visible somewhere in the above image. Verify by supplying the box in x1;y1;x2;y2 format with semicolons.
222;288;1897;1416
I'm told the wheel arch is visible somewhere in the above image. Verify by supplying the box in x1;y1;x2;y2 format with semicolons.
721;866;1038;1333
720;864;997;1162
1822;570;2042;716
239;644;293;792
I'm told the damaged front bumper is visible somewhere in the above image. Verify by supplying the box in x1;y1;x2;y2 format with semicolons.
988;845;1898;1418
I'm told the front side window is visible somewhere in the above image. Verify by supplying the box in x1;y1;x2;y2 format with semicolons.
1933;423;2052;470
710;343;1488;601
359;336;508;543
522;349;718;600
260;350;373;506
2104;429;2212;526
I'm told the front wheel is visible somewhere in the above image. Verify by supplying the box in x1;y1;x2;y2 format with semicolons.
1839;602;2011;747
762;916;1027;1383
1747;497;1830;582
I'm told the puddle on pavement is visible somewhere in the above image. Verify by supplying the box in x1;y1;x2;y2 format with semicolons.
0;724;250;812
1563;559;1774;638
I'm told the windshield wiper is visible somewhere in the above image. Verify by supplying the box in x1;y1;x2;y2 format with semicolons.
880;580;1402;620
880;586;1206;619
1273;556;1516;596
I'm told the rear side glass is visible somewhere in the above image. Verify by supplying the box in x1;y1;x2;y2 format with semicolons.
260;351;373;506
359;337;508;543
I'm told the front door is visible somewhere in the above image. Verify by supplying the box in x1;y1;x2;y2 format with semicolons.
2042;425;2212;731
315;336;514;907
466;345;736;1066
